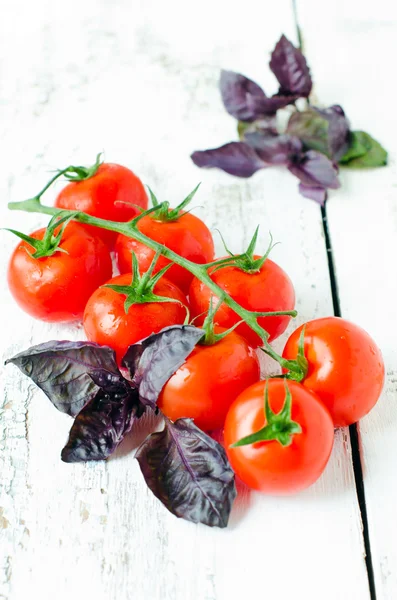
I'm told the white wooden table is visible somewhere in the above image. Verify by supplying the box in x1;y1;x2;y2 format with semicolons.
1;1;396;598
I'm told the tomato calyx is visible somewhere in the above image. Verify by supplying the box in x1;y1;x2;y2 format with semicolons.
104;249;187;314
146;184;201;223
294;326;309;378
231;381;302;448
208;227;278;274
4;211;78;259
198;298;245;346
61;153;103;182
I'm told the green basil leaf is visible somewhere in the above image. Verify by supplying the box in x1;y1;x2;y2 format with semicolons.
340;131;387;168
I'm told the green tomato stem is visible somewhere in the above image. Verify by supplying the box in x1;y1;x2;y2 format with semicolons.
7;197;301;374
8;198;56;214
33;168;73;200
7;156;103;211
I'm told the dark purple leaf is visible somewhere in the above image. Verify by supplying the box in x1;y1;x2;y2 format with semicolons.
191;142;266;178
136;418;236;528
220;70;268;121
244;132;302;165
287;106;350;160
220;70;299;121
260;93;300;113
298;183;327;205
269;35;312;97
288;150;340;189
5;340;122;417
62;383;140;462
122;325;204;408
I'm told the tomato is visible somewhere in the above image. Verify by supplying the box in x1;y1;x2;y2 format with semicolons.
83;273;188;363
224;379;334;494
189;256;295;346
7;222;112;322
55;164;147;247
115;212;214;294
158;328;260;431
282;317;385;427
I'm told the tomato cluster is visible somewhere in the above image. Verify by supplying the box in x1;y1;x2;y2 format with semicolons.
7;160;385;497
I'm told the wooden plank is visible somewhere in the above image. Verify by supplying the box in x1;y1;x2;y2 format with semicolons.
0;1;369;598
296;1;397;597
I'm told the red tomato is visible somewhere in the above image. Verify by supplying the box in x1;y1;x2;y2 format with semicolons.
282;317;385;427
83;273;188;363
224;379;334;495
157;328;260;431
115;212;214;293
7;222;112;322
189;256;295;346
55;164;147;247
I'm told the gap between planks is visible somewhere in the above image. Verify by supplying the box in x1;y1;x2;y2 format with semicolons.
321;203;377;600
292;2;377;598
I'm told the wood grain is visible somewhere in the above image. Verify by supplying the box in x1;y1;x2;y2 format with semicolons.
0;1;372;598
297;1;397;597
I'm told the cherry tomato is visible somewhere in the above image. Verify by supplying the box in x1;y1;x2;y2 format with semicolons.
83;273;188;363
224;379;334;494
7;222;112;322
282;317;385;427
189;256;295;346
158;328;260;431
55;164;148;247
115;212;214;294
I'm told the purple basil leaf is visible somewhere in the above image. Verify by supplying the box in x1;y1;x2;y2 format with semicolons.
220;70;268;121
122;325;204;408
62;383;140;462
220;71;299;121
5;340;123;417
269;35;312;97
244;132;302;165
191;142;266;178
288;150;340;190
298;183;327;205
261;93;300;113
136;418;236;528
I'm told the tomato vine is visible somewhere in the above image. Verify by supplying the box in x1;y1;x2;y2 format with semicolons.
8;195;304;378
